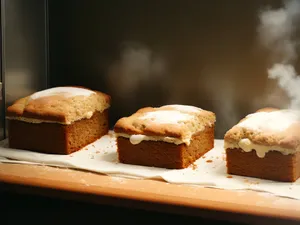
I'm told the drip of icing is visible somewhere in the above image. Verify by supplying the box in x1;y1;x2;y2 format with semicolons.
130;134;145;145
139;110;193;124
29;87;95;100
127;134;184;145
225;138;298;158
238;110;300;132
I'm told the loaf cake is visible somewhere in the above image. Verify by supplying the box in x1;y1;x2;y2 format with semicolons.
114;104;216;169
224;108;300;182
6;86;111;154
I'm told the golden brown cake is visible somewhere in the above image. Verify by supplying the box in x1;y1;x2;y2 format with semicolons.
6;86;111;154
114;104;216;169
224;108;300;182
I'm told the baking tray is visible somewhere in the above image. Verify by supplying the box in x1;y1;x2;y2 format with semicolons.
1;163;300;225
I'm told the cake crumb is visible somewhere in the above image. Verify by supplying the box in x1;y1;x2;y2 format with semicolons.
244;179;259;185
191;163;197;170
202;156;206;159
227;175;233;178
206;160;213;163
96;151;100;154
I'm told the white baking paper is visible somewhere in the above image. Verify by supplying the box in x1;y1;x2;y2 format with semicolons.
0;131;299;200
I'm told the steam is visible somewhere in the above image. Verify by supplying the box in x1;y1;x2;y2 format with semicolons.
268;64;300;109
107;43;166;99
258;0;300;109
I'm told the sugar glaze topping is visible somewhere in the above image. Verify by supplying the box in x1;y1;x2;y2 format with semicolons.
29;87;95;101
139;110;193;124
237;110;300;132
163;104;202;113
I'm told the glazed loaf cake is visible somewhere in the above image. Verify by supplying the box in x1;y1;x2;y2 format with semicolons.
224;108;300;182
6;86;111;154
114;104;216;169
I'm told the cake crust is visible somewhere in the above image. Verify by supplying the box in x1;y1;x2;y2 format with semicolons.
114;104;216;142
6;86;111;124
224;108;300;151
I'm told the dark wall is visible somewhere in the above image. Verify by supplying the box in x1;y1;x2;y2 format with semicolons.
48;0;289;138
1;0;48;139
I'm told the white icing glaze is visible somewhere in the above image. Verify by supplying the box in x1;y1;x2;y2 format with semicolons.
237;110;300;132
225;138;299;158
164;104;202;113
117;133;185;145
139;110;193;124
29;87;95;101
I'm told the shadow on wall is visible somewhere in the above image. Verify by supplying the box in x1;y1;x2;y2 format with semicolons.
49;0;297;138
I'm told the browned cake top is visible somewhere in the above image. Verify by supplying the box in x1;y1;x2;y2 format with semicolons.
6;86;111;124
224;107;300;156
114;104;216;144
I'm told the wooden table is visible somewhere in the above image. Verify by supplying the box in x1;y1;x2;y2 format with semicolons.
1;163;300;225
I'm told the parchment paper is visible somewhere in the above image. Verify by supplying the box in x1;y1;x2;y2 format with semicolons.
0;131;299;200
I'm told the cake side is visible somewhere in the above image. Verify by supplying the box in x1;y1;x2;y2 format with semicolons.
8;110;109;154
117;125;214;169
6;86;111;124
226;148;300;182
114;104;216;145
224;108;300;158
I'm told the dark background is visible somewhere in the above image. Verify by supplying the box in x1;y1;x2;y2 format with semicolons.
48;0;294;138
1;191;246;225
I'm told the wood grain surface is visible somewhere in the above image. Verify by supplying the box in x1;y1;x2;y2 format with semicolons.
1;163;300;225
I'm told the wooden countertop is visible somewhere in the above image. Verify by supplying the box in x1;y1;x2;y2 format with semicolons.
1;163;300;225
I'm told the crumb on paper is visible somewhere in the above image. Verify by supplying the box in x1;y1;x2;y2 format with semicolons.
206;160;213;163
69;155;73;157
191;163;197;170
96;151;100;154
251;181;259;184
227;175;233;178
202;156;206;159
92;144;95;148
104;152;108;154
85;148;88;151
244;179;259;185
